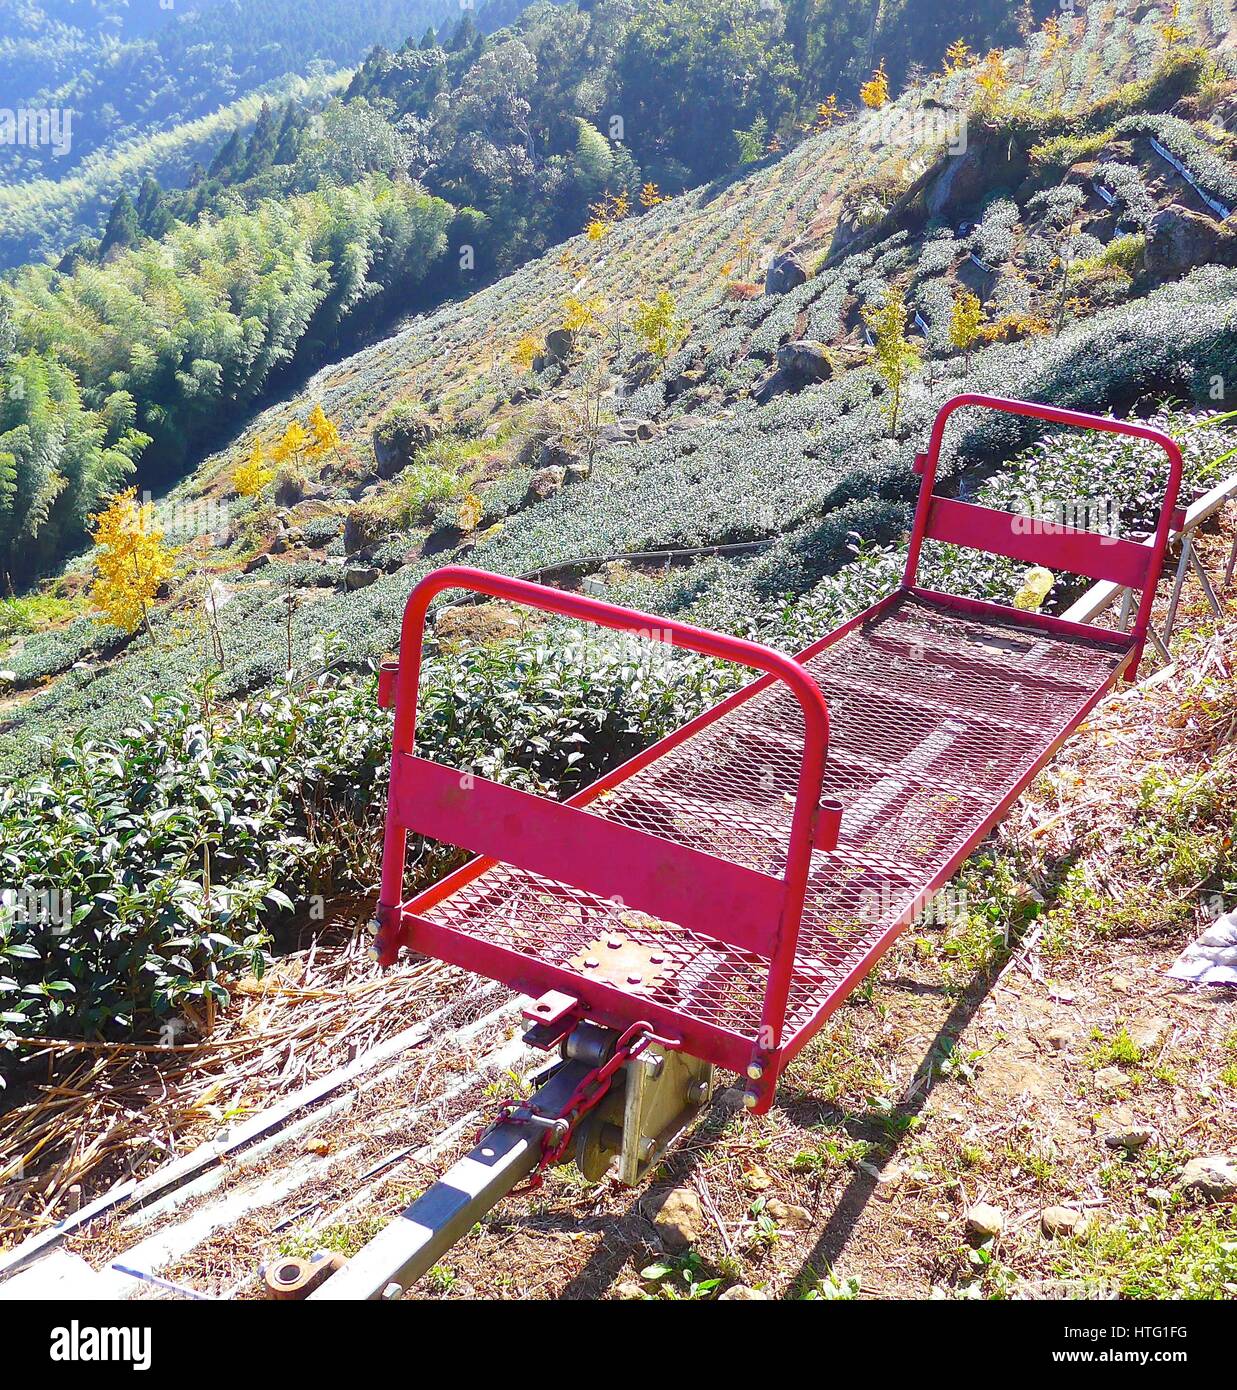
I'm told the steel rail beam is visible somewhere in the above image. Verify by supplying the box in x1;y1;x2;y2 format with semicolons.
309;1060;592;1301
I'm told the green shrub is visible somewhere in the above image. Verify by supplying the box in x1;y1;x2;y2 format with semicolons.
0;623;734;1059
0;595;78;641
0;674;389;1058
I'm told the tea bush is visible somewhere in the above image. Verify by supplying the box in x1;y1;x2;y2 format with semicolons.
0;619;738;1058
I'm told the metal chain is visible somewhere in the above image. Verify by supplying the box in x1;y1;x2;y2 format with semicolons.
484;1021;664;1191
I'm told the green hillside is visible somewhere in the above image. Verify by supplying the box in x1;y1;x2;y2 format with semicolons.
2;0;1236;1057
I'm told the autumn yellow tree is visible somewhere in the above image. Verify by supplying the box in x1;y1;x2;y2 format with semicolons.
860;60;890;110
863;287;921;436
632;290;688;361
1041;17;1071;99
815;95;841;130
89;488;177;638
1156;2;1190;49
512;334;540;371
943;39;974;76
271;419;310;471
949;290;986;371
234;438;274;497
562;293;607;333
639;182;664;208
975;50;1009;104
584;191;632;241
457;493;484;533
306;403;342;462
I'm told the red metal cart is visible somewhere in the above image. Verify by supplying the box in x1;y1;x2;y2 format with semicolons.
371;394;1184;1113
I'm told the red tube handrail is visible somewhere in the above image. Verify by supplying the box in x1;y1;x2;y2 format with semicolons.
903;394;1185;670
377;565;833;1091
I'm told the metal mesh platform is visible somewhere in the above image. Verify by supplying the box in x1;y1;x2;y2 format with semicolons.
418;593;1128;1042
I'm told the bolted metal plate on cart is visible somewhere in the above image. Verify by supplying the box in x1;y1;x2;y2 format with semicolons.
566;932;679;996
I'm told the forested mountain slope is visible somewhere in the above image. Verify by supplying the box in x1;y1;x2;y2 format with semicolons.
0;0;536;266
1;0;1202;593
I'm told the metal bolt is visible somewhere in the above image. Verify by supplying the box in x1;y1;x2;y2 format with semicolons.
687;1080;709;1105
584;958;599;969
743;1089;760;1110
381;1282;403;1301
637;1137;656;1161
627;973;642;985
641;1052;664;1078
746;1061;764;1082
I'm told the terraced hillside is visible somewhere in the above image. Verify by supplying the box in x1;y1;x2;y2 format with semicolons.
4;5;1236;781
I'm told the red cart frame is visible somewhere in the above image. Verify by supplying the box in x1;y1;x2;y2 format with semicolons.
372;395;1183;1111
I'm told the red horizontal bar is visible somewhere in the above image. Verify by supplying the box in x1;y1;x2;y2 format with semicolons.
925;496;1154;588
403;914;754;1076
391;754;784;957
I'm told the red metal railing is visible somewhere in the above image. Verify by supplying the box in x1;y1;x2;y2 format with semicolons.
375;565;834;1092
903;393;1185;670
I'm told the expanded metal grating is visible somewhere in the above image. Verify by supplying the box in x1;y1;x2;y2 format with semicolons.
419;593;1128;1042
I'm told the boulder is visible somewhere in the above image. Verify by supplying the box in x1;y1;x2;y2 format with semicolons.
540;440;583;472
343;505;393;555
372;407;439;480
964;1203;1004;1241
1041;1206;1089;1239
765;251;808;296
644;1187;703;1252
1178;1154;1237;1203
543;327;576;363
1104;1126;1156;1152
1146;204;1237;282
272;471;305;508
343;565;380;592
751;368;792;405
525;465;567;504
668;366;707;398
764;1198;812;1230
776;340;833;383
753;341;834;404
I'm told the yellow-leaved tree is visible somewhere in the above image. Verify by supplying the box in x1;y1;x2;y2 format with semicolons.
306;403;343;462
1156;2;1190;49
943;40;974;76
234;438;274;497
949;290;986;372
271;419;310;471
457;493;484;533
975;50;1009;104
632;290;688;361
863;287;921;437
860;60;890;110
512;335;540;371
89;488;177;638
815;95;841;131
